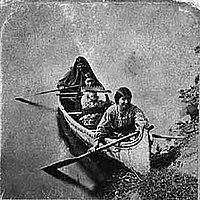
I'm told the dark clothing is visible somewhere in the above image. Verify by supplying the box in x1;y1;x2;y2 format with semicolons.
57;56;107;111
57;56;103;88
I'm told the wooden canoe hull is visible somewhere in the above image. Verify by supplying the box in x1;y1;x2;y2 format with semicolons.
58;100;151;174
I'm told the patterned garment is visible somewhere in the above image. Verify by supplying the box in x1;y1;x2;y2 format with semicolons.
82;100;104;110
79;95;105;129
79;113;102;129
95;104;148;139
81;92;105;109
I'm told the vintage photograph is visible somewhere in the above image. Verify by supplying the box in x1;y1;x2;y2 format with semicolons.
1;1;199;199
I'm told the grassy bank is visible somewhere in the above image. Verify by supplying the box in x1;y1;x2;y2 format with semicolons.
97;75;199;200
96;165;198;200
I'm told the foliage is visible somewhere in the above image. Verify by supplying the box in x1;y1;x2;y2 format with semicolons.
97;167;198;200
179;76;199;105
97;75;199;200
179;75;199;122
96;169;139;200
137;169;198;200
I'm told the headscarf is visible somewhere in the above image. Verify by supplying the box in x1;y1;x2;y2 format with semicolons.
57;56;103;88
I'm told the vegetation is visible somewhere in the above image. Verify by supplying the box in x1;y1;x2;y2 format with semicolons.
97;75;199;200
137;168;198;200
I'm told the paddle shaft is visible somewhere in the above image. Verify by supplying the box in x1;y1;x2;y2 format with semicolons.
152;133;185;140
34;85;80;96
41;131;139;170
15;85;80;100
16;85;111;100
82;89;112;93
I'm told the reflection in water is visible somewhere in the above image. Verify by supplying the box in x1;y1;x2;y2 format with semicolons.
12;97;137;198
44;110;134;197
56;111;106;188
41;168;95;196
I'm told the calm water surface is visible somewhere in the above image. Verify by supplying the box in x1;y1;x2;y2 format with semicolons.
1;84;111;199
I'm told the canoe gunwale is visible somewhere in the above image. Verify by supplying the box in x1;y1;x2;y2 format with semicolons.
58;99;147;149
58;94;151;173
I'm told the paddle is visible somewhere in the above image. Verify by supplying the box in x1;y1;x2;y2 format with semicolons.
15;84;80;99
82;89;112;93
40;131;139;171
34;84;80;96
14;97;57;112
152;133;186;140
15;84;80;106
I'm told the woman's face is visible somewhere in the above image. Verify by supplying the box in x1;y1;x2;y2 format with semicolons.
88;92;98;102
118;96;131;111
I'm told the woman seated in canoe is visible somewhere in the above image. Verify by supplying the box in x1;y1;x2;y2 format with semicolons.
90;87;150;150
57;56;104;89
57;56;109;111
79;77;112;129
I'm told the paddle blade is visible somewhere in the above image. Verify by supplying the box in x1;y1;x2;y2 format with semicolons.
15;97;41;106
41;157;79;171
15;97;56;112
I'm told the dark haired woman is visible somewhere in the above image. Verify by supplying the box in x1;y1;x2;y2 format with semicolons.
57;56;106;111
90;87;149;150
57;56;103;88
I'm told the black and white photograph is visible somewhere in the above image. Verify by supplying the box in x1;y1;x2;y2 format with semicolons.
1;0;199;199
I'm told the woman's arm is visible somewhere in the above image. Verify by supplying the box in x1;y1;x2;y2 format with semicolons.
134;107;149;130
96;109;113;137
88;109;113;152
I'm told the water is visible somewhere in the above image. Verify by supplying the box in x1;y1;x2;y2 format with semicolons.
1;91;124;199
0;4;112;198
1;95;105;198
1;2;199;199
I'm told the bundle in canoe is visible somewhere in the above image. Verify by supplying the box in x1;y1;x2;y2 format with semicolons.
55;57;153;174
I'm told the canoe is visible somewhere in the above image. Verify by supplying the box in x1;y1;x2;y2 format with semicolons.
57;90;152;175
56;57;152;174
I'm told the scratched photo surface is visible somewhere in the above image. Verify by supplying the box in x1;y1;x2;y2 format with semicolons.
1;1;199;199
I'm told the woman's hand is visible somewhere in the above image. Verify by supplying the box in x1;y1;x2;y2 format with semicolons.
58;85;65;90
87;141;99;153
88;146;97;153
